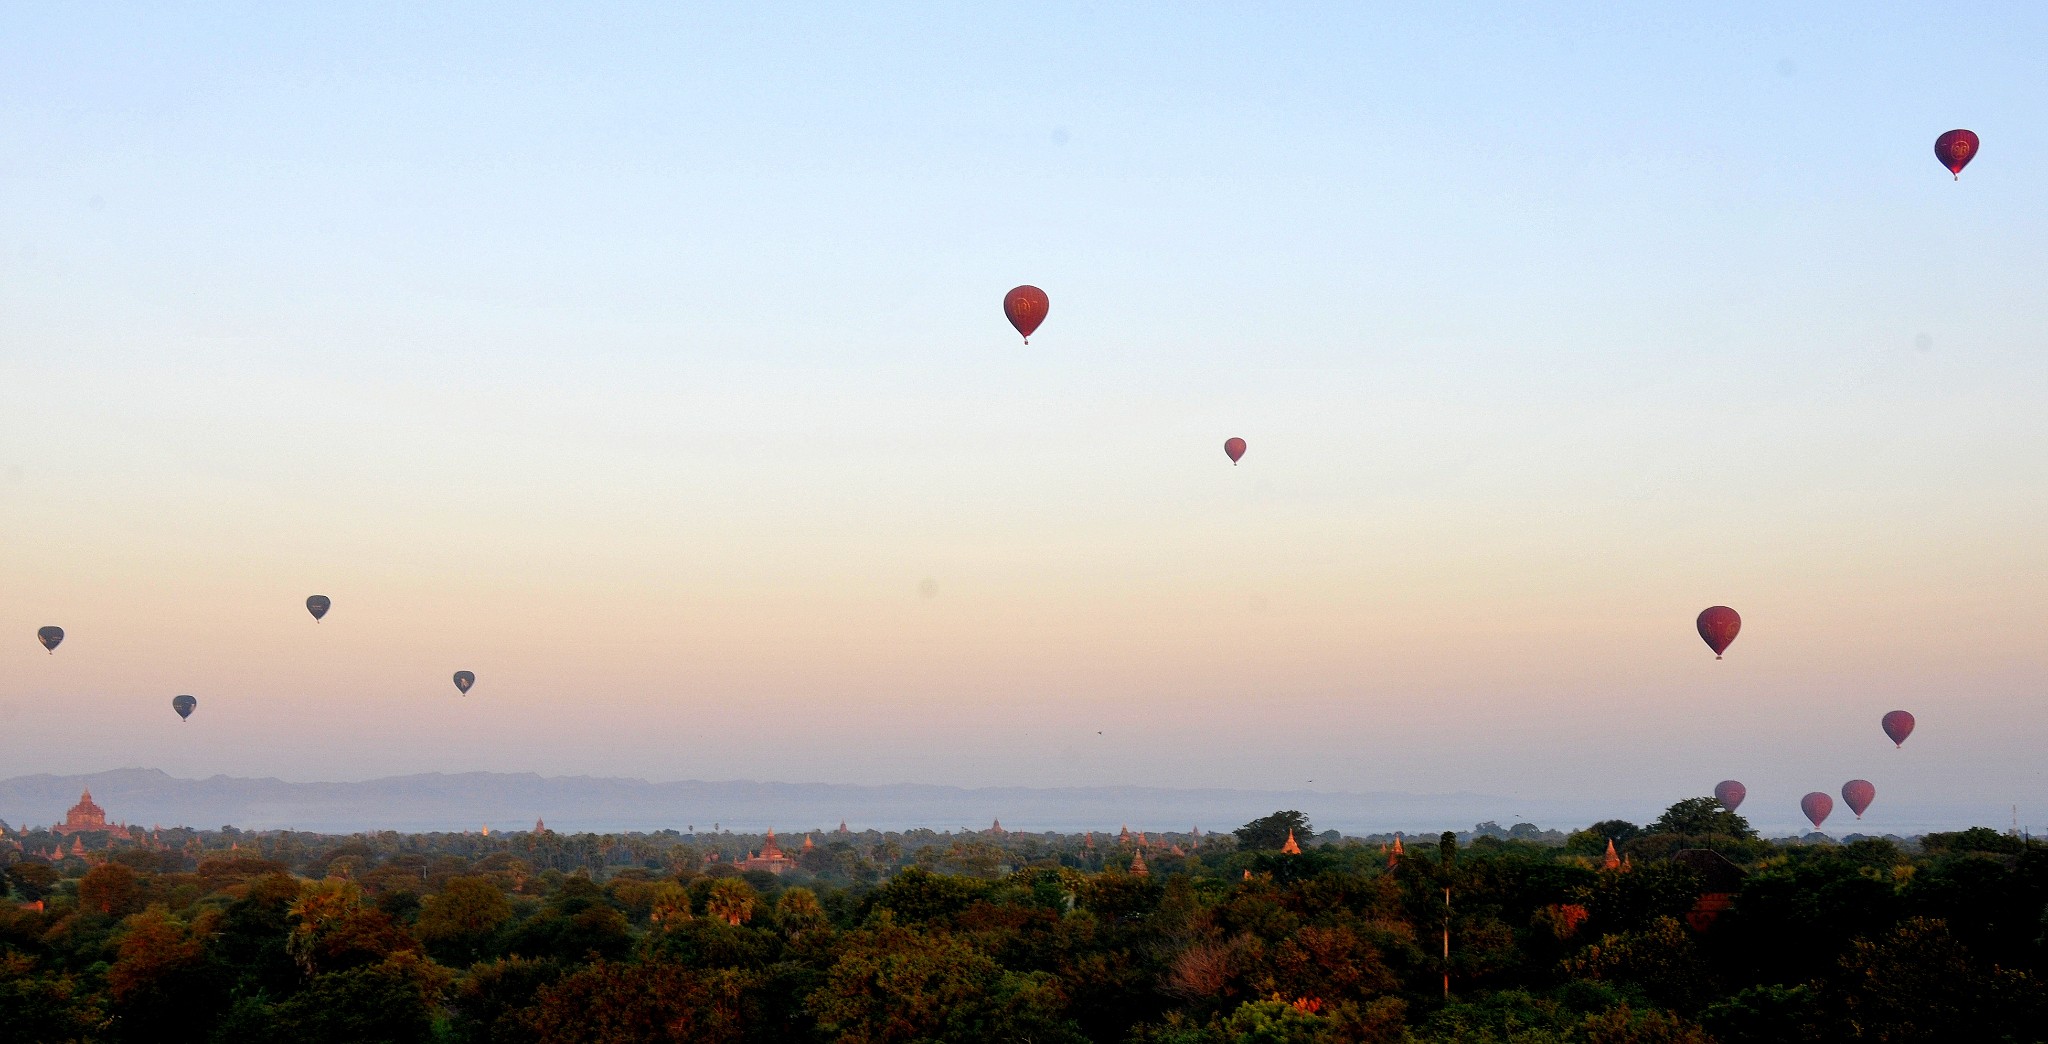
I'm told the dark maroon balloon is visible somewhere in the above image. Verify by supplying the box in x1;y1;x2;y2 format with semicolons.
1842;779;1875;819
1935;129;1979;180
1801;792;1833;831
1696;606;1740;659
1882;710;1915;748
1003;285;1048;343
1714;780;1746;812
1224;437;1246;464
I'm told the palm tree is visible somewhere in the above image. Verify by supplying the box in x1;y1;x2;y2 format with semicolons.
704;877;757;926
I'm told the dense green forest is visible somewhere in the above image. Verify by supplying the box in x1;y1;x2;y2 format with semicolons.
3;802;2043;1043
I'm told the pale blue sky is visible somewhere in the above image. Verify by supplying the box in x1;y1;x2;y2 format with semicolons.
4;5;2046;831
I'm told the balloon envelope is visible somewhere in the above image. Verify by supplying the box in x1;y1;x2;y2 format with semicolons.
453;671;475;695
37;626;63;653
172;694;197;721
1696;606;1740;658
1882;710;1916;748
306;595;331;621
1224;437;1246;464
1801;792;1833;830
1935;129;1979;178
1843;779;1875;819
1714;780;1746;812
1003;285;1048;343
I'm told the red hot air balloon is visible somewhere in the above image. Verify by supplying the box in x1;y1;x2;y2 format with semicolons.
1801;792;1833;831
1714;780;1746;812
1882;710;1915;748
1696;606;1740;659
1842;779;1876;819
1003;285;1048;344
1224;437;1246;465
1935;129;1979;180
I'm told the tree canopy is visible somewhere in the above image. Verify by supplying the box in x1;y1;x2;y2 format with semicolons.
1649;797;1756;840
1233;810;1312;851
1;815;2041;1042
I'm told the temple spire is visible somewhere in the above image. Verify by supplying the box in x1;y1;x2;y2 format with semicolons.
1280;829;1302;855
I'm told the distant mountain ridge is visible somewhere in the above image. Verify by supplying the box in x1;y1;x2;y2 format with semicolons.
0;768;2009;835
2;768;1595;835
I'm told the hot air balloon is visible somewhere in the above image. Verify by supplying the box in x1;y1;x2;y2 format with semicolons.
306;595;331;622
1696;606;1740;659
37;626;63;654
1800;792;1833;832
1003;285;1048;344
1842;779;1875;819
1882;710;1916;748
1714;780;1746;812
453;671;475;695
1224;437;1246;465
172;694;197;721
1935;129;1979;180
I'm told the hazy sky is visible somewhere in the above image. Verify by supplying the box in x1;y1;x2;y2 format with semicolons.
4;5;2046;830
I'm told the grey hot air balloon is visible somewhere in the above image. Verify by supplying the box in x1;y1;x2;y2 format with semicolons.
37;626;64;653
172;694;197;721
453;671;475;695
306;595;331;622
